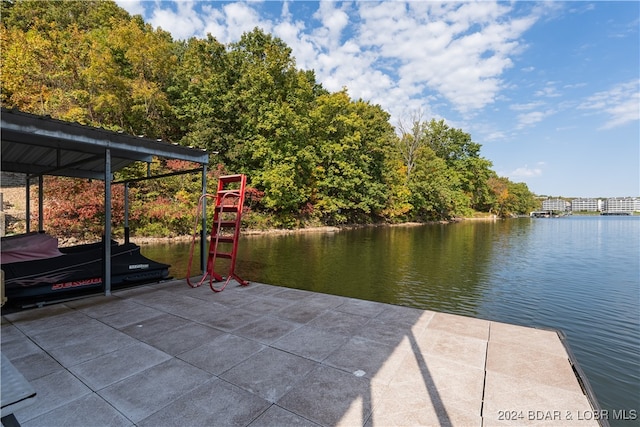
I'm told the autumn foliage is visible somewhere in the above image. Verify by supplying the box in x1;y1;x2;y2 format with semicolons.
5;1;538;240
33;177;125;239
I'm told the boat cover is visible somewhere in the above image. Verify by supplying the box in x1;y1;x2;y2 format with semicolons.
1;235;170;306
1;232;63;264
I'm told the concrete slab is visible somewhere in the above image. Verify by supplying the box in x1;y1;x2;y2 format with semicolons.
249;404;322;427
272;324;350;362
97;358;213;423
177;332;265;375
140;322;225;356
220;347;318;402
13;370;92;423
21;393;133;427
1;280;601;427
46;327;138;368
136;378;270;427
277;364;374;426
233;315;301;344
8;351;63;381
67;342;171;390
0;331;42;361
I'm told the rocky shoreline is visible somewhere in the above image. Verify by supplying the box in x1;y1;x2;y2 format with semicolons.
5;215;498;248
103;218;499;246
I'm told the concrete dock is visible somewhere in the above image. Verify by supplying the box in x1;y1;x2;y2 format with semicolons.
1;279;600;426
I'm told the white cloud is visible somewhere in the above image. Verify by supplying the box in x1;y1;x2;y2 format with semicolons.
150;2;205;41
200;2;273;43
115;0;145;17
114;1;544;123
509;162;546;178
578;79;640;129
534;82;561;98
510;101;545;111
354;2;538;117
313;2;349;49
516;110;552;129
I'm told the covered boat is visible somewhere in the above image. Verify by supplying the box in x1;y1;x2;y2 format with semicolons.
1;108;211;308
1;232;170;306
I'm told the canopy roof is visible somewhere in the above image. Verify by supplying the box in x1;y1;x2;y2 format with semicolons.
1;108;209;180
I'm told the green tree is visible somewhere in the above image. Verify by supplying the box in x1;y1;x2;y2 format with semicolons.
395;115;485;219
396;111;429;180
168;35;236;153
105;19;177;138
408;146;468;221
309;91;392;224
2;0;541;235
221;29;319;216
423;119;494;211
486;175;537;217
1;0;130;32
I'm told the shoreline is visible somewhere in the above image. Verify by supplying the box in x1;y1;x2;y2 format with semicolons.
126;217;499;245
49;217;498;247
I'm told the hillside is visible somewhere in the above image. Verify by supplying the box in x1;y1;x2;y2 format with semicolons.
0;0;538;238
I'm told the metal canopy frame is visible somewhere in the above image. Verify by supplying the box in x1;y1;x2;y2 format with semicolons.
1;108;210;295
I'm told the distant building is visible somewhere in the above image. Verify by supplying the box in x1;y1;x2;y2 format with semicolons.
542;198;570;212
571;198;603;212
604;197;640;214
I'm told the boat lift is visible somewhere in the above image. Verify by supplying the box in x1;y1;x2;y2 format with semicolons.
186;174;249;292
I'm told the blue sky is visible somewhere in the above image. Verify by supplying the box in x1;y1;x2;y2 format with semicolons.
116;1;639;198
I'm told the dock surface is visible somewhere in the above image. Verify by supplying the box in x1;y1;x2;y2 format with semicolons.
1;279;599;426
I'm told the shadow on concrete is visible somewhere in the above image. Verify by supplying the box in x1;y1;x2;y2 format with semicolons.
1;280;487;426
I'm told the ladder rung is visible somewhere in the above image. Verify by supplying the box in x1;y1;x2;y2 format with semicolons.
218;190;241;197
215;206;239;213
219;174;244;183
215;237;235;244
215;221;238;228
215;252;233;259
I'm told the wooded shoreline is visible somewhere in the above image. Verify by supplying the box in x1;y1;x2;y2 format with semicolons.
100;217;499;247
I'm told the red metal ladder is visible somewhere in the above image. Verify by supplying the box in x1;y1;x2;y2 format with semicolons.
186;174;249;292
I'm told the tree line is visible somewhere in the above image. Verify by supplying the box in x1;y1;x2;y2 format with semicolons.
1;0;537;238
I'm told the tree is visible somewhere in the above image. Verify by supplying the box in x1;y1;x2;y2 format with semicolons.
35;177;126;239
105;19;177;138
422;119;494;211
393;115;490;219
487;175;537;217
168;35;236;153
2;0;540;236
309;91;393;223
408;146;469;221
396;111;429;180
1;0;130;32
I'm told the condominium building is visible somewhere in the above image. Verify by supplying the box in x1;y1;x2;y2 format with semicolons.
542;198;570;212
571;198;603;212
604;197;640;213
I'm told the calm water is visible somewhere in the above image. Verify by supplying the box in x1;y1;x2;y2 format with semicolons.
142;216;640;424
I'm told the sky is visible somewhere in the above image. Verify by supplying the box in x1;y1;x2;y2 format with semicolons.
115;0;639;198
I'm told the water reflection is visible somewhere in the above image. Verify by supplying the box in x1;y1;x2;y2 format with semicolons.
237;223;506;316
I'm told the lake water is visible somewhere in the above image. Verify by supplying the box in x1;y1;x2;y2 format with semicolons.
141;216;640;424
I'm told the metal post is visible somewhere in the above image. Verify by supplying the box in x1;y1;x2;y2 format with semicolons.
38;175;44;232
200;164;207;273
104;149;112;295
124;182;130;244
25;176;30;233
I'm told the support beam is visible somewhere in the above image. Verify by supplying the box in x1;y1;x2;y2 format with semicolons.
200;164;207;273
124;183;130;244
104;149;112;295
25;177;30;233
38;176;44;232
